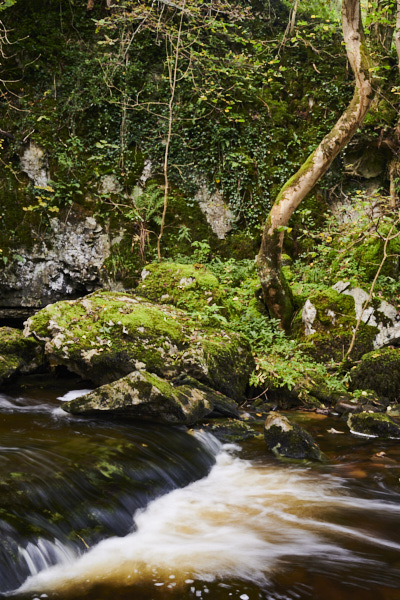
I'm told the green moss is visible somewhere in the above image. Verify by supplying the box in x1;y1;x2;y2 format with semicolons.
350;348;400;401
137;262;226;312
353;224;400;281
0;327;41;385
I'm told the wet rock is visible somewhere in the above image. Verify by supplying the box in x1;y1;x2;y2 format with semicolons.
350;348;400;402
347;412;400;439
62;369;218;425
202;419;257;443
172;375;239;418
0;327;42;386
263;412;326;462
24;291;254;400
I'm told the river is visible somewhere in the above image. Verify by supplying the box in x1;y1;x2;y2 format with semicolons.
1;374;400;600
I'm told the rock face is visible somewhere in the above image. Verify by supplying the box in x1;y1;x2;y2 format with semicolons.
350;348;400;401
62;369;227;425
347;412;400;439
0;327;42;386
0;213;110;315
24;291;254;401
264;412;326;462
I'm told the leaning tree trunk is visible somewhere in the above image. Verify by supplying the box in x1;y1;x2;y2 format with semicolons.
257;0;374;330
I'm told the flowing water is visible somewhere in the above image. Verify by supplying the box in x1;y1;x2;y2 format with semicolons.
1;375;400;600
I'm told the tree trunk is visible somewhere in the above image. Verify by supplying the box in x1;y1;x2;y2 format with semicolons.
257;0;374;330
396;0;400;71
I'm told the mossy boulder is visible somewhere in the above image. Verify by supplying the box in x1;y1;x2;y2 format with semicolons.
24;291;254;400
347;412;400;439
264;412;326;462
62;369;235;425
295;288;377;362
350;348;400;402
0;327;42;386
138;262;227;313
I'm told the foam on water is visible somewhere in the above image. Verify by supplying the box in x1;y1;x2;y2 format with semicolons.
16;440;400;597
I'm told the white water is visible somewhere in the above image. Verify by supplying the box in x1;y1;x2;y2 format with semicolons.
17;435;400;597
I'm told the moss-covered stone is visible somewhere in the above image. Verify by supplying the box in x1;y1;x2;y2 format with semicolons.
350;348;400;401
24;291;254;400
62;369;221;425
294;288;377;362
264;412;326;462
347;411;400;439
0;327;42;386
137;262;227;313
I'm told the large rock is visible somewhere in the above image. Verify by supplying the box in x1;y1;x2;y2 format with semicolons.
347;412;400;439
62;370;230;425
264;412;326;462
350;348;400;401
0;327;42;386
24;291;254;400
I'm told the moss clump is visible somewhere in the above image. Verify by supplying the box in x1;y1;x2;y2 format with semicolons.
294;288;377;362
350;348;400;401
137;262;227;313
0;327;42;386
25;291;254;400
348;411;400;439
352;224;400;281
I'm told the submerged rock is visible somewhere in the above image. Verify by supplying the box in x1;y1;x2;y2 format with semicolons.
264;412;326;462
62;370;237;425
202;418;257;443
347;412;400;439
350;348;400;402
24;291;254;400
0;327;42;386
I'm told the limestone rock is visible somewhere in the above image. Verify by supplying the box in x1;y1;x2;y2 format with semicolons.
347;412;400;439
24;291;254;400
332;281;400;349
264;412;326;461
20;141;49;187
62;370;218;425
297;287;377;362
195;181;235;239
0;327;42;386
0;211;110;313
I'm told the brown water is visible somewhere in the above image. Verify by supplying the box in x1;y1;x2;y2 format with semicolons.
1;376;400;600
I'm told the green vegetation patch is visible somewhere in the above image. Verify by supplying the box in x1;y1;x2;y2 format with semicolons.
350;348;400;401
